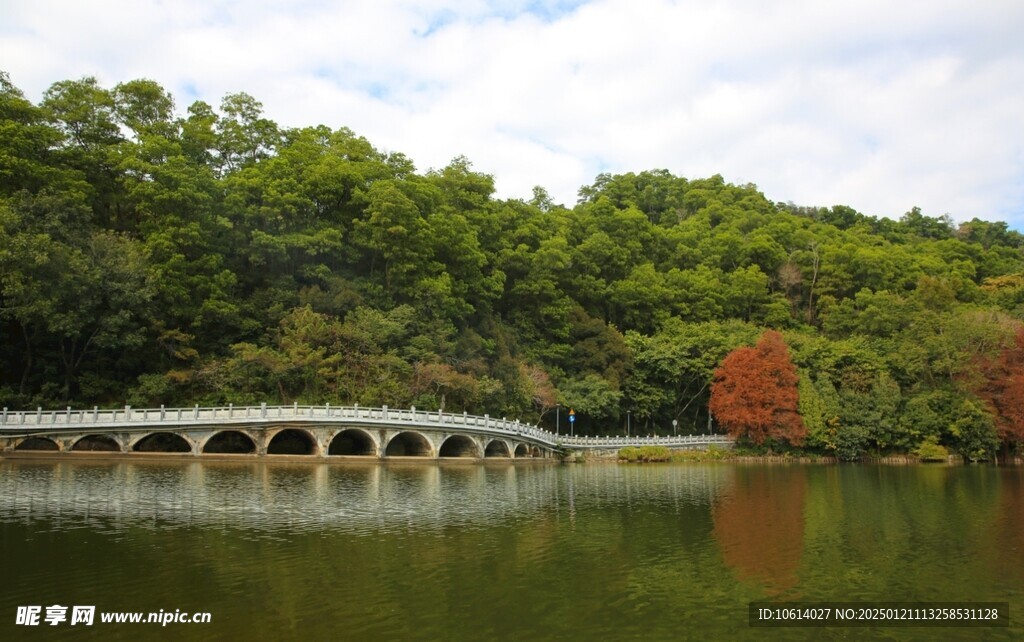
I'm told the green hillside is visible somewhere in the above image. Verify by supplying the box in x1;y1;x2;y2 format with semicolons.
3;73;1024;460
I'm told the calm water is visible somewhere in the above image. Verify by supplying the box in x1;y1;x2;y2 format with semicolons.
0;459;1021;640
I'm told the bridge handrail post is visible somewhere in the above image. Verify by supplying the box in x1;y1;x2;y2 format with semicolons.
177;408;182;421
383;404;388;421
125;405;132;422
93;406;99;422
293;401;298;417
326;402;330;417
37;407;42;425
160;405;165;421
1;407;6;425
261;402;267;419
229;403;234;419
193;404;199;420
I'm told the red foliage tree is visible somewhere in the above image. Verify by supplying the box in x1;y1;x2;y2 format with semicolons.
973;325;1024;445
709;330;806;446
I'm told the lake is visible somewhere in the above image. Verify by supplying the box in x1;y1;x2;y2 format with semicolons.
0;458;1020;640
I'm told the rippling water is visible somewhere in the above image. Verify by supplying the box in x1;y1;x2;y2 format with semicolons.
1;460;1021;640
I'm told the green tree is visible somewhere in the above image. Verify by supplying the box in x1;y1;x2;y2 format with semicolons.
798;373;840;452
558;373;622;435
113;79;175;139
352;180;429;295
949;397;999;462
215;92;280;174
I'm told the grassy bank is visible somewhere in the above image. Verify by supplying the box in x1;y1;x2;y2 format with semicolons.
618;446;733;463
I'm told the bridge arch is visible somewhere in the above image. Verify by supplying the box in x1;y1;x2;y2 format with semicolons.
15;436;60;451
267;428;318;455
385;431;433;457
484;439;511;458
439;434;481;458
514;443;529;458
132;432;194;453
328;429;377;456
71;434;122;452
202;430;257;454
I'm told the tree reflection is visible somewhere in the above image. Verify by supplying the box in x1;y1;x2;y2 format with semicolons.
997;469;1024;583
712;465;807;595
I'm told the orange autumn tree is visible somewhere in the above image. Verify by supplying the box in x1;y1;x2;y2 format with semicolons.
709;330;806;446
973;325;1024;447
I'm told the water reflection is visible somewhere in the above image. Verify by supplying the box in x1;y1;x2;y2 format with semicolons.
0;460;1020;641
712;465;807;595
996;469;1024;584
0;461;583;538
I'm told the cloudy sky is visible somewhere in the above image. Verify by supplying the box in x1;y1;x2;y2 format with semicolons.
3;0;1023;225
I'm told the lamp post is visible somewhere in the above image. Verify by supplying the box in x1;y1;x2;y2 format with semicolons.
672;419;678;436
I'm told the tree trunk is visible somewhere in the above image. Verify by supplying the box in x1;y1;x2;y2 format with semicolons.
806;242;820;325
19;324;33;397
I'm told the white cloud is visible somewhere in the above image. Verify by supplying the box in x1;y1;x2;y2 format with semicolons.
2;0;1023;224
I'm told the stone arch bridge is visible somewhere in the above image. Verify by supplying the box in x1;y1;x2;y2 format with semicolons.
0;404;732;460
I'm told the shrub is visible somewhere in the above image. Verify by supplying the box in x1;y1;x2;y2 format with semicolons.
914;437;949;462
670;446;730;462
618;446;671;462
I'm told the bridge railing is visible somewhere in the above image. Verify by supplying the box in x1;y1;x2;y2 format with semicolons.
0;404;731;448
552;433;732;448
0;403;514;426
0;403;547;437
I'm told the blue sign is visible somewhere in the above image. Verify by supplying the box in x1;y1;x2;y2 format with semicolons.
568;409;576;423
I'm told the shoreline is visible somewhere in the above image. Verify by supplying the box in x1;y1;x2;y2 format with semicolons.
3;449;1021;466
586;452;1024;465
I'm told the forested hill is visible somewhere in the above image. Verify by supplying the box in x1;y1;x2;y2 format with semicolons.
3;73;1024;460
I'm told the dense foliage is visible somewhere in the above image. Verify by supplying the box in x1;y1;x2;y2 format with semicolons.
3;73;1024;459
